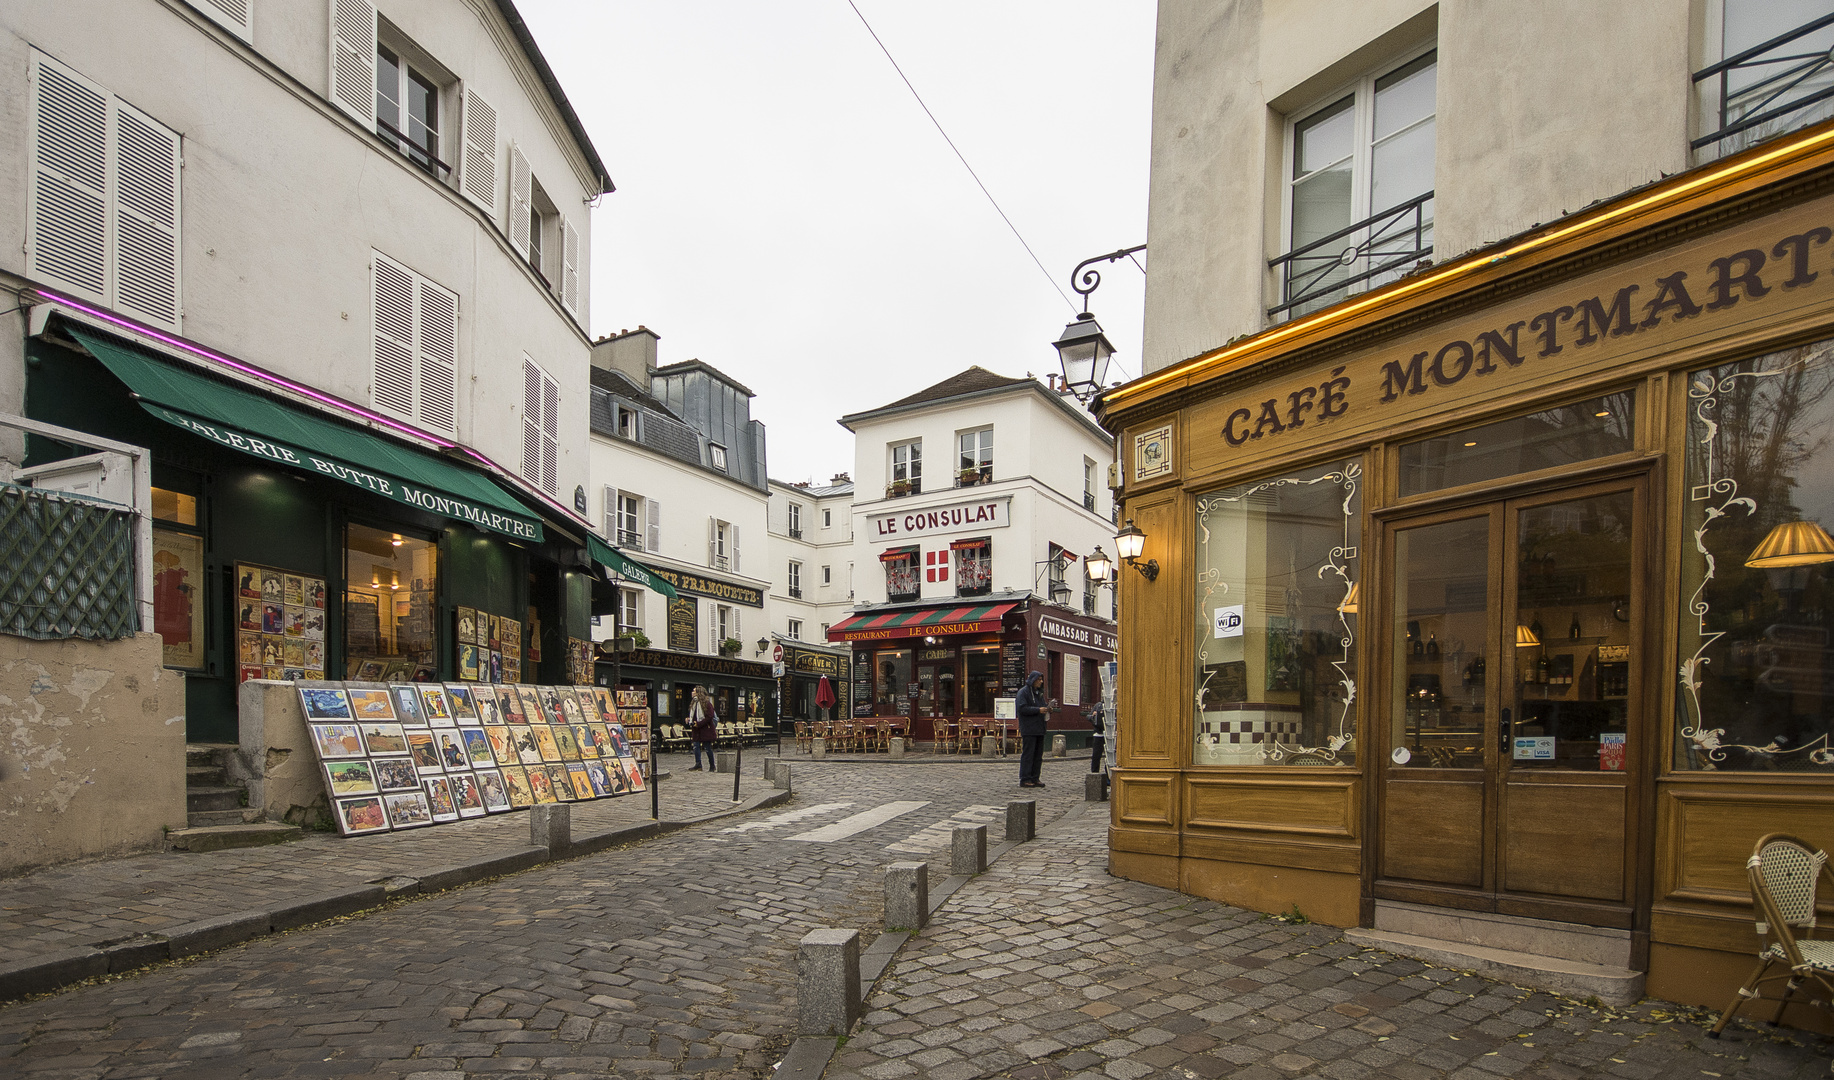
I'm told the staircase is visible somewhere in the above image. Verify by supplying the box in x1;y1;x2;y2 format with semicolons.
167;743;301;852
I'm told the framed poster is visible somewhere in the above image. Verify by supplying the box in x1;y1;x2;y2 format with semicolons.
152;529;205;669
667;598;698;652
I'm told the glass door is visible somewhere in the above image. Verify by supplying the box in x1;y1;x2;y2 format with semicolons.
1377;478;1644;925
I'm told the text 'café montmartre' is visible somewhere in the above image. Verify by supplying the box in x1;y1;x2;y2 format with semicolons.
1098;128;1834;1017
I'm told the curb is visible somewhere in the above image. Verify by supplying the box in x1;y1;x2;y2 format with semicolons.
0;785;790;1005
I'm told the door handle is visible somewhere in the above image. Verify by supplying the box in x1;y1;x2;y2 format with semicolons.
1499;707;1512;753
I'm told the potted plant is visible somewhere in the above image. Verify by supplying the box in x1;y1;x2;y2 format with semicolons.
721;637;743;656
619;629;650;649
889;479;911;497
959;467;981;486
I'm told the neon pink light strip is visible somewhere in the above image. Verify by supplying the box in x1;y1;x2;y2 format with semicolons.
35;288;595;530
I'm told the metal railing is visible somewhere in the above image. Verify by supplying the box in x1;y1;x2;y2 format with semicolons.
375;118;452;178
789;585;802;599
1268;190;1434;319
788;526;802;539
1694;13;1834;154
1083;492;1096;512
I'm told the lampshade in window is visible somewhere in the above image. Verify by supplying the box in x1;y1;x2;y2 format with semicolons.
1745;520;1834;568
1515;624;1540;647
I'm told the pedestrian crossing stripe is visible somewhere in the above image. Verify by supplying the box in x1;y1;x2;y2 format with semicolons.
886;805;1002;854
786;801;930;842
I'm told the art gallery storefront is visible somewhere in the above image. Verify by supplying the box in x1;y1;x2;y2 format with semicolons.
23;308;600;743
1098;127;1834;1015
594;645;777;731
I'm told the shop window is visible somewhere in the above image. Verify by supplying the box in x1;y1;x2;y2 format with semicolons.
1697;2;1834;161
787;618;803;641
889;439;922;496
1083;657;1101;706
1399;392;1635;497
1194;460;1361;765
958;428;993;486
1679;337;1834;771
1274;48;1436;319
344;523;436;676
965;646;1000;714
875;648;913;712
954;539;992;597
151;480;204;670
882;547;919;601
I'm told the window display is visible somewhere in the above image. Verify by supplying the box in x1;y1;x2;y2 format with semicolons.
344;524;435;680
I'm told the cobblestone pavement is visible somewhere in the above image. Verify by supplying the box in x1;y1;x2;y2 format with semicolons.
0;756;1087;1078
0;753;777;969
829;812;1834;1080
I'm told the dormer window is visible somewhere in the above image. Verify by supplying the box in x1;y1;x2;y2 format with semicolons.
709;443;728;471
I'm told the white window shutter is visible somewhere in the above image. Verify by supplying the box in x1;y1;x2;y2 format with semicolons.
645;498;661;552
507;142;531;257
27;52;110;302
190;0;254;42
602;485;618;540
707;517;716;568
560;218;581;316
540;370;558;494
459;88;498;215
733;608;741;642
371;254;417;419
110;101;183;331
328;0;376;126
521;356;541;482
731;524;741;575
414;277;457;432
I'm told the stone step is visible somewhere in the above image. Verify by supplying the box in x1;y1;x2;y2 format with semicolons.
1373;900;1634;968
184;743;235;768
1345;928;1645;1006
186;807;263;828
186;785;244;813
167;822;301;853
185;765;227;786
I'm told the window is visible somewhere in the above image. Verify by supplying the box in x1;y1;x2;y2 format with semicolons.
787;618;803;641
372;252;459;433
603;487;658;552
521;356;559;493
27;51;182;331
344;522;437;675
151;486;198;527
617;493;641;547
376;43;444;179
890;440;922;495
1275;49;1436;318
1084;458;1098;512
821;565;832;586
526;176;549;282
883;548;920;601
788;502;803;538
708;518;739;572
617;588;642;631
821;622;830;637
507;146;582;316
616;404;637;440
958;429;993;485
1398;393;1636;497
788;561;802;598
1047;543;1072;604
188;0;253;41
1697;3;1834;160
709;443;728;471
954;539;992;597
152;477;204;670
1083;573;1096;615
711;604;739;651
822;508;833;528
965;646;1001;713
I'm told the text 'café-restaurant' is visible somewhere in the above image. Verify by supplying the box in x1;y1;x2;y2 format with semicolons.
1098;126;1834;1013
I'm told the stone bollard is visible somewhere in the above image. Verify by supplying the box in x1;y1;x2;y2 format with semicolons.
530;803;570;855
884;861;929;930
797;928;862;1036
980;735;997;756
1085;773;1109;801
1050;734;1067;757
1006;799;1036;842
772;761;792;791
888;737;905;759
811;737;827;759
715;751;737;774
952;825;987;876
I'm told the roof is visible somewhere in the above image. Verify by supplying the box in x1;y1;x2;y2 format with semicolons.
493;1;614;195
838;366;1111;442
590;366;681;422
651;359;755;398
770;479;855;498
589;386;704;471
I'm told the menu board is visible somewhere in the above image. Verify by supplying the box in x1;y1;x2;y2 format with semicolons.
667;599;698;652
852;652;873;717
236;562;328;684
1000;641;1027;695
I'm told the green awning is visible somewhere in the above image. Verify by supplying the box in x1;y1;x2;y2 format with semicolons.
587;533;678;599
72;329;543;542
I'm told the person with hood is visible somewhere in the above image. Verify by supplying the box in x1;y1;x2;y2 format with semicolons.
1016;669;1054;788
688;686;718;771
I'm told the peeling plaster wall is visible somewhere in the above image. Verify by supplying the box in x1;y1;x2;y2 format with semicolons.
234;680;326;829
0;632;186;874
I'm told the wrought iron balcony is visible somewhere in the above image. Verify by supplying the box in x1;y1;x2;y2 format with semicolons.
1267;191;1434;319
1083;492;1097;512
788;527;803;539
789;585;802;598
1694;13;1834;157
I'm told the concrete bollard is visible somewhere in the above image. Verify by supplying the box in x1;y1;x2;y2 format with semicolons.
530;803;570;855
1050;734;1067;757
888;737;905;759
1085;773;1109;801
1006;799;1036;842
980;735;997;756
772;761;792;791
885;861;929;930
797;928;862;1036
811;737;827;759
715;751;737;774
952;824;987;876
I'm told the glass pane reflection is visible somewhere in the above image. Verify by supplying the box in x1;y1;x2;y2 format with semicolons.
1399;392;1635;496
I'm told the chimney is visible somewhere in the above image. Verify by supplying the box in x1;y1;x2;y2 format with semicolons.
590;325;659;384
831;472;850;484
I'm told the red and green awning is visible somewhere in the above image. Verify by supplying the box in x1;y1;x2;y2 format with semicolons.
825;602;1016;643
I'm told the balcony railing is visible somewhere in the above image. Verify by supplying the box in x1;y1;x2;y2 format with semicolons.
789;585;802;599
788;526;803;539
376;118;452;179
1268;191;1434;319
617;528;641;548
1083;492;1096;512
1694;13;1834;157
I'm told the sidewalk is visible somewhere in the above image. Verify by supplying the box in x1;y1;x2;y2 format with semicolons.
830;810;1834;1080
0;753;780;996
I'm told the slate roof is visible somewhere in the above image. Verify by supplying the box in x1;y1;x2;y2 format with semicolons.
877;367;1032;411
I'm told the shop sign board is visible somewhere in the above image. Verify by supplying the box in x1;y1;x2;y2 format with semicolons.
995;697;1016;720
649;567;765;608
667;598;697;652
867;496;1010;541
785;647;842;675
615;647;774;679
1039;614;1119;653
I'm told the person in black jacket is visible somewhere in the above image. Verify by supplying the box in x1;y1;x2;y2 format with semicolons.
1086;700;1106;772
1016;670;1053;788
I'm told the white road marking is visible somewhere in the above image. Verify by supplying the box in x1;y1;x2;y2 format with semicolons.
719;802;855;834
786;801;931;843
886;805;1003;854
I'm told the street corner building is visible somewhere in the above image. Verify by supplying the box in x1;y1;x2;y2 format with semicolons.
1100;1;1834;1022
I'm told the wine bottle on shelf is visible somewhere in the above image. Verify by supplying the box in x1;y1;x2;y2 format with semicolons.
1426;633;1440;659
1530;616;1545;643
1569;612;1582;639
1412;634;1424;657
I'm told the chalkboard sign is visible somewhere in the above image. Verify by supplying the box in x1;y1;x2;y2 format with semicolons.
667;598;698;652
1000;641;1026;694
852;654;873;716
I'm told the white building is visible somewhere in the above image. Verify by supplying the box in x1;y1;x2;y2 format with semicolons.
764;475;856;645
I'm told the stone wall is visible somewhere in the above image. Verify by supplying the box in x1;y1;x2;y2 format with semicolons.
233;680;326;829
0;632;186;874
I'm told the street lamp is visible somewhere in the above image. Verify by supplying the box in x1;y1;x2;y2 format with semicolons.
1085;546;1114;584
1113;519;1159;582
1051;244;1144;404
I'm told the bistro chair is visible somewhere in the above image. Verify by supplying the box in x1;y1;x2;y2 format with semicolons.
1710;833;1834;1040
874;720;891;752
934;721;957;755
835;720;857;753
960;718;985;754
794;722;810;753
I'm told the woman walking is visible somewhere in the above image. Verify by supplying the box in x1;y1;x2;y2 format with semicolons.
688;686;718;771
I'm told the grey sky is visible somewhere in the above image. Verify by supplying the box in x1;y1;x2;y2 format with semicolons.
516;1;1156;482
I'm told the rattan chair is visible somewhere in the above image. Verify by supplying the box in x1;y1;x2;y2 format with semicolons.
933;721;956;755
1710;833;1834;1040
794;722;810;753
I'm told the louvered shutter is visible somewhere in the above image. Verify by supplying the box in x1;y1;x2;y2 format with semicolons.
459;88;497;215
507;142;531;257
112;101;182;330
602;485;619;540
521;357;541;483
560;218;580;316
415;277;457;432
707;517;717;568
540;371;558;494
645;499;660;553
731;524;741;575
328;0;376;125
733;608;741;643
190;0;254;42
372;255;417;418
27;53;109;302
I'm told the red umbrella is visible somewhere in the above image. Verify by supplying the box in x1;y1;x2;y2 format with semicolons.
816;676;836;711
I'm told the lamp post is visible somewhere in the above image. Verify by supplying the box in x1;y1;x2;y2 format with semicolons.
1051;244;1144;404
1113;519;1159;582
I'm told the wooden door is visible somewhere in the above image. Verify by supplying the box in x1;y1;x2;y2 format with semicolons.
1375;478;1646;926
